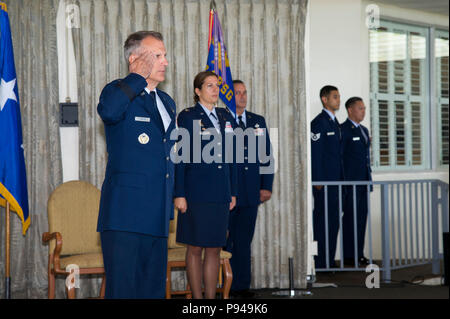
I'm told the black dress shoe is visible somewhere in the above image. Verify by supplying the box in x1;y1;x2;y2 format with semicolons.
343;258;356;267
358;256;371;266
230;290;256;299
344;257;371;267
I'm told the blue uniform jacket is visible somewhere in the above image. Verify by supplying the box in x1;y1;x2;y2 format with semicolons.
97;73;177;237
235;111;274;207
340;119;372;182
310;109;344;182
174;103;237;204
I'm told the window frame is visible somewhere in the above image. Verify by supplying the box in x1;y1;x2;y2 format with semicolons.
370;20;430;172
435;29;449;169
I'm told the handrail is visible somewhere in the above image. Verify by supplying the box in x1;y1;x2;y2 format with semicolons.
312;179;448;282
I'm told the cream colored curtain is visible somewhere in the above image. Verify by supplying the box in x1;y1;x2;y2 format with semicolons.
0;0;62;298
74;0;308;290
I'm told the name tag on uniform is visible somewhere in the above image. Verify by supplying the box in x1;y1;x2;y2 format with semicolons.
135;116;150;122
327;131;335;136
353;137;360;141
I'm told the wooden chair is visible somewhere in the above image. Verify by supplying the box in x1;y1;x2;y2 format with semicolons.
42;180;105;299
166;209;233;299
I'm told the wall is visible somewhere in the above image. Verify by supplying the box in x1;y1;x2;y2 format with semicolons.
57;0;79;183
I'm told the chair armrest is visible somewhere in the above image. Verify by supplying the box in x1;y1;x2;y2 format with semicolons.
42;232;64;272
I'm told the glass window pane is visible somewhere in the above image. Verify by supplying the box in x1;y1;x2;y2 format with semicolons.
410;32;426;96
378;100;390;166
441;103;449;165
411;102;422;165
395;101;406;165
435;34;449;98
370;21;429;171
436;32;449;166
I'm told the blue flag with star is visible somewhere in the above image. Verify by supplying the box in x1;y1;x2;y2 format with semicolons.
0;5;30;235
206;6;236;116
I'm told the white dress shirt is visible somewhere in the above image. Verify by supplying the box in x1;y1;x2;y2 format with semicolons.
236;110;247;127
145;87;171;132
199;103;221;133
323;108;336;121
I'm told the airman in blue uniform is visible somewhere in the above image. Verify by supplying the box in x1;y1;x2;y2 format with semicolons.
311;85;344;269
97;31;176;298
341;97;372;267
225;80;274;298
174;71;237;299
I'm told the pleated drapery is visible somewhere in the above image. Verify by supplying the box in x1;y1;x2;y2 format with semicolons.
73;0;309;291
0;0;63;298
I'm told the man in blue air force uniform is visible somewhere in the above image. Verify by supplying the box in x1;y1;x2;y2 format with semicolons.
310;85;344;269
97;31;176;298
341;97;372;267
226;80;274;298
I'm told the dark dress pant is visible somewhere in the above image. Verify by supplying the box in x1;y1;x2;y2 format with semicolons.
226;205;259;291
343;186;369;260
313;186;340;268
100;230;167;299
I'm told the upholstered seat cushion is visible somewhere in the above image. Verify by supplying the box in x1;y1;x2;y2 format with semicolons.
59;253;104;269
167;248;232;262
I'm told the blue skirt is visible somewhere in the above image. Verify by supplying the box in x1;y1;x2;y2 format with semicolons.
176;202;229;247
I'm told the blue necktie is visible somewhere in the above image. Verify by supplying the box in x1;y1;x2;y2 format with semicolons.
359;125;368;144
149;91;165;133
238;115;246;130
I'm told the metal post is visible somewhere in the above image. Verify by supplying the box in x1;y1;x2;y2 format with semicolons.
414;182;419;264
421;182;425;263
431;181;440;275
381;184;391;282
5;201;11;299
353;185;358;267
367;184;373;264
441;182;449;233
391;183;397;266
397;183;402;265
403;183;408;265
338;185;344;269
324;186;329;269
289;257;294;297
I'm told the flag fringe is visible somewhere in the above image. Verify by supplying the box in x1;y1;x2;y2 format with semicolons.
0;183;30;235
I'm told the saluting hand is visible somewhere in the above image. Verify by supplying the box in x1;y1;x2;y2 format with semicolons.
129;49;156;80
174;197;187;214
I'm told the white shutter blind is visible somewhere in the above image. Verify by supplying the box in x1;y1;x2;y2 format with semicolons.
369;21;429;170
436;30;449;166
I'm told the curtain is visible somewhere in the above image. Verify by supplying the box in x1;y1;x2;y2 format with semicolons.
0;0;62;298
73;0;308;290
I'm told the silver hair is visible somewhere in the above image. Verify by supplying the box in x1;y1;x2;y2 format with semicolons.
123;31;163;64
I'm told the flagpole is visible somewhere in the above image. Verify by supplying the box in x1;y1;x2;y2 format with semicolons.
5;200;11;299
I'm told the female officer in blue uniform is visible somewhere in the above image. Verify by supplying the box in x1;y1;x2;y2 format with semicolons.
174;71;237;299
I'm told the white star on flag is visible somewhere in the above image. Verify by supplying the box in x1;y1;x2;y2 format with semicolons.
0;78;17;111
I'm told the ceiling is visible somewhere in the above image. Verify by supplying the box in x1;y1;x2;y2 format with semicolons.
374;0;449;15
